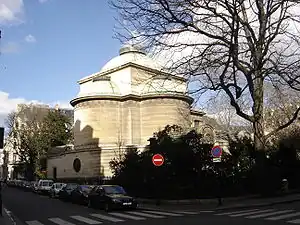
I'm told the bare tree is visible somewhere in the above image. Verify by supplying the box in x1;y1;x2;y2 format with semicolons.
264;86;300;141
111;0;300;152
206;93;251;133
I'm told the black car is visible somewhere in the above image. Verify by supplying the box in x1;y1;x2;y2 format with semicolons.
58;183;79;201
70;185;94;205
87;185;137;211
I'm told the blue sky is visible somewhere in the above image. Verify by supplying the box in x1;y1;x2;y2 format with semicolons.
0;0;121;125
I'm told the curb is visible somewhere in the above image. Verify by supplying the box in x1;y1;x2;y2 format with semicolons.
138;198;300;212
3;207;25;225
3;207;16;225
137;196;254;205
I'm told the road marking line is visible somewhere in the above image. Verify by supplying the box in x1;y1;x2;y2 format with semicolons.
230;209;274;217
26;221;44;225
49;218;75;225
90;214;125;222
127;211;165;218
246;210;295;219
199;210;215;213
108;212;145;220
142;210;183;216
70;216;102;224
215;209;259;216
266;212;300;220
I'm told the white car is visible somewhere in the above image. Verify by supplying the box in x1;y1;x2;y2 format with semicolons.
49;183;65;198
36;180;54;194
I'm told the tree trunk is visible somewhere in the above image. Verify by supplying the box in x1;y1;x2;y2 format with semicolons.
252;75;265;152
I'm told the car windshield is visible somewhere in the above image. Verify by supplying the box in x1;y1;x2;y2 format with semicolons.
42;181;53;186
66;184;78;189
103;186;126;195
80;185;94;193
56;183;64;188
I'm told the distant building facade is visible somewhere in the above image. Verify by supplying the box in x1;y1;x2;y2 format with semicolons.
47;45;219;181
2;103;73;180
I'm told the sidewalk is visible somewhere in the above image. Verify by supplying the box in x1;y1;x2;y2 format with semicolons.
138;192;300;211
0;207;16;225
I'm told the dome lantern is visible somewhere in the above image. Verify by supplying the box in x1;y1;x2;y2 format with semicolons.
119;44;146;56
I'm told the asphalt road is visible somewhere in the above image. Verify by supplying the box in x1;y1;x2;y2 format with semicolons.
2;187;300;225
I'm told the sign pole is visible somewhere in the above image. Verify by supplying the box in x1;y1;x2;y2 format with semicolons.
152;154;164;205
211;145;223;206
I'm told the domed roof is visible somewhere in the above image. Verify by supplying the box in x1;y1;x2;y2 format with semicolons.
100;45;163;73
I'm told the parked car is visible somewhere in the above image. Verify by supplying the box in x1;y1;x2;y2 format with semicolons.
87;185;137;211
49;183;65;198
70;185;95;205
36;180;54;194
58;183;79;201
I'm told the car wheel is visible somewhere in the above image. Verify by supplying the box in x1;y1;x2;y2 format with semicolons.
104;203;111;212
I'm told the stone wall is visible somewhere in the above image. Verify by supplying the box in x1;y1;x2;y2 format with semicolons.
50;95;193;179
140;98;191;145
47;149;101;179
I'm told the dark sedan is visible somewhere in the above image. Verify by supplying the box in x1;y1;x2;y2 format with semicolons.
58;183;79;201
87;185;137;212
70;185;94;205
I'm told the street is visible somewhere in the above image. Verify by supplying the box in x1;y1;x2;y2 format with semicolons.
2;187;300;225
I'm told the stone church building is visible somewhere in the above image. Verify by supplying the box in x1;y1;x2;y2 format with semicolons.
47;45;218;181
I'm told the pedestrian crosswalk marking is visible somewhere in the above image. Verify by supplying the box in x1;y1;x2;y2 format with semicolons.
26;221;44;225
70;215;102;224
174;211;198;215
215;209;259;216
90;213;125;222
246;210;295;219
23;209;213;225
108;212;146;220
266;212;300;220
49;218;76;225
127;211;165;218
288;219;300;224
230;209;274;217
143;210;183;216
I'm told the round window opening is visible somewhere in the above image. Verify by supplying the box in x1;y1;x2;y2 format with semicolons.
73;158;81;173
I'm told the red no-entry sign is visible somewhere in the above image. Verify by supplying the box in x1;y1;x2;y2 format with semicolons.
152;154;164;167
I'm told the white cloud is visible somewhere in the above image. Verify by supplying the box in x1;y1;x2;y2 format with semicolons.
0;41;20;53
38;0;48;3
0;91;72;127
0;0;24;26
25;34;36;43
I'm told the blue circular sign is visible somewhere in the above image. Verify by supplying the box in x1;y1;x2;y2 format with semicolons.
211;146;222;157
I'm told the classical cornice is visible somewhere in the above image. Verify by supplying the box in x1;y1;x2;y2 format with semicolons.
78;62;187;85
70;93;194;107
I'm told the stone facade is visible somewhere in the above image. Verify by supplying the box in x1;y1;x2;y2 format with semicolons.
47;45;219;180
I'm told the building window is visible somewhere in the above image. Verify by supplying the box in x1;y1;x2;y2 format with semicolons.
194;120;200;128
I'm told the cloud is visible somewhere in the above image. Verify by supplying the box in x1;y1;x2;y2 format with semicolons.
25;34;36;43
38;0;48;3
0;91;72;127
0;41;20;54
0;0;24;26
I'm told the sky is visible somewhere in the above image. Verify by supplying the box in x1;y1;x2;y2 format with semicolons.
0;0;121;126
